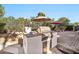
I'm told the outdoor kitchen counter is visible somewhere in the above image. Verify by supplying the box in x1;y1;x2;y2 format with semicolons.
25;31;53;38
25;33;42;38
23;31;57;54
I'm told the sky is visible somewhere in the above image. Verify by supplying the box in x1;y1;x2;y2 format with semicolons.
2;4;79;23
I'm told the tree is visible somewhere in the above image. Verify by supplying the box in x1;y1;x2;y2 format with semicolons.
15;17;27;31
37;12;45;17
0;5;5;17
73;22;79;26
72;22;79;31
0;5;5;33
58;17;70;25
51;18;55;21
31;17;35;21
5;16;16;31
57;17;70;31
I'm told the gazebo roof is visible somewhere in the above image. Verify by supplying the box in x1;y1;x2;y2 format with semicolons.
34;16;47;19
32;16;51;22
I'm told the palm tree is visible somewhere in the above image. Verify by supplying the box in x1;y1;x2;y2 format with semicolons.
0;4;5;17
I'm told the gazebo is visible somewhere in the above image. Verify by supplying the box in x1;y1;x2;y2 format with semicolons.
32;12;51;22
